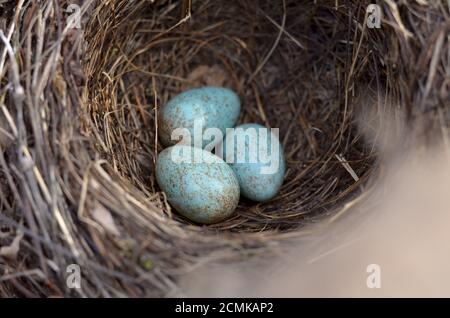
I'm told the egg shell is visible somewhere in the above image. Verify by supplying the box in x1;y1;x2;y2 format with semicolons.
159;86;241;149
155;145;240;224
219;123;285;202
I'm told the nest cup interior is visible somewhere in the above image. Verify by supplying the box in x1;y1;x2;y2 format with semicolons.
2;0;448;298
83;0;375;232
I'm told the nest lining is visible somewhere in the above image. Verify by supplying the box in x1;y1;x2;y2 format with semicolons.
84;0;373;232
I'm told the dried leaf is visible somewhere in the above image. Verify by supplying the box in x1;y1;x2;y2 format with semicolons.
187;65;210;83
184;65;229;90
204;65;227;87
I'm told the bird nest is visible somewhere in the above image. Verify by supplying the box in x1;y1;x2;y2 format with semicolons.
0;0;448;297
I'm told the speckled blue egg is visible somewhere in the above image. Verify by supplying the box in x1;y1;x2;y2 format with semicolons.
219;123;285;202
159;86;241;148
155;145;240;224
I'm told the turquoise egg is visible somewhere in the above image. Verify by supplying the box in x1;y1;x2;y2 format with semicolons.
155;145;240;224
159;86;240;149
219;123;285;202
